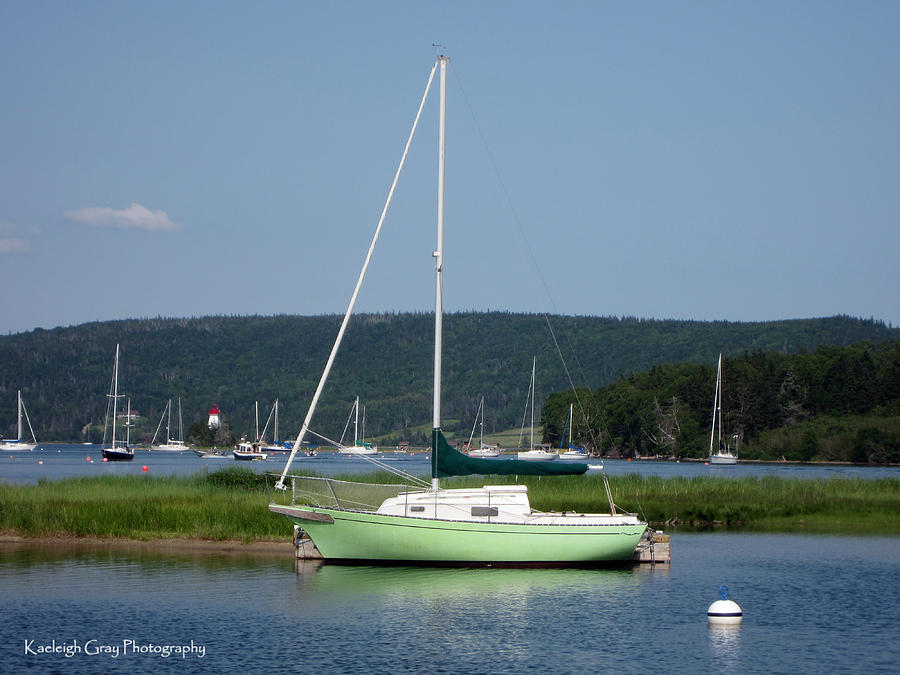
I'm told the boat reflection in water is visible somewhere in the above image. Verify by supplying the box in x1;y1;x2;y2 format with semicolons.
293;560;652;597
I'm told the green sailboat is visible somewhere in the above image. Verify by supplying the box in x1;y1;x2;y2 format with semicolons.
269;56;647;565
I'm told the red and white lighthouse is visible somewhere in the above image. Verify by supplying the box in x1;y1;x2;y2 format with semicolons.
207;404;221;430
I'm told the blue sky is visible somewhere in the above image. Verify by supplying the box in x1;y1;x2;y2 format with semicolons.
1;1;898;334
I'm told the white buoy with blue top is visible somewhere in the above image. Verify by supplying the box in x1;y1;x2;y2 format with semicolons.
708;585;743;624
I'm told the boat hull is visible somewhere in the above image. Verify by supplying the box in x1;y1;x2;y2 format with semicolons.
709;453;738;465
516;451;559;461
151;443;190;452
271;505;645;564
1;441;36;451
234;451;267;461
102;448;134;462
194;449;231;458
468;448;501;458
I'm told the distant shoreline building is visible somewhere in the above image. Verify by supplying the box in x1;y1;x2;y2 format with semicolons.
208;404;221;430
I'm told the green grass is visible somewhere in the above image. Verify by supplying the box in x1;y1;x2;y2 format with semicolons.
436;473;900;534
603;474;900;533
1;469;897;540
0;469;287;543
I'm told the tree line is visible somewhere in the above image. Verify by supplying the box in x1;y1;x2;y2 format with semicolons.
541;340;900;463
0;313;896;450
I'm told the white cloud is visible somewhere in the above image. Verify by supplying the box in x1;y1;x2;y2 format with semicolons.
65;203;181;232
0;238;31;254
0;223;38;255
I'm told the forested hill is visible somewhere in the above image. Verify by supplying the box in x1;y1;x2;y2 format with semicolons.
542;341;900;463
1;313;897;444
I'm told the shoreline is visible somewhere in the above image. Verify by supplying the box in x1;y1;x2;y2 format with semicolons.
0;534;293;557
20;443;899;466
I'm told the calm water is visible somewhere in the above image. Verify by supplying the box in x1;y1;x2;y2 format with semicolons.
3;444;899;484
2;533;898;673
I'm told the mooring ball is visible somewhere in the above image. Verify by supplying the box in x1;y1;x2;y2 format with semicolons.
142;465;149;472
708;585;742;624
708;599;743;624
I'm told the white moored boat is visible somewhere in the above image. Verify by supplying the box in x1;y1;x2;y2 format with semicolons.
337;396;378;455
1;390;38;451
466;397;500;458
233;441;267;461
708;353;739;465
516;357;558;461
150;398;190;451
558;403;588;460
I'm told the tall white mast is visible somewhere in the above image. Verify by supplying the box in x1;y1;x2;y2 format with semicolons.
273;399;278;443
275;58;439;490
480;398;485;448
111;344;120;448
166;398;172;443
708;353;722;456
178;398;184;443
530;356;536;450
16;390;23;441
718;354;723;450
354;395;360;446
431;55;448;491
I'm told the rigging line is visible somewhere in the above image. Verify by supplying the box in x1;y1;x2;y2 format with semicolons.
21;399;37;444
275;59;440;490
301;426;430;487
517;363;534;448
451;65;603;455
356;455;431;487
303;428;343;448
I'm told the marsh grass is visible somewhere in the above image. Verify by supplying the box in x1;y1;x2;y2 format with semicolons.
436;473;900;534
1;469;897;540
1;471;287;543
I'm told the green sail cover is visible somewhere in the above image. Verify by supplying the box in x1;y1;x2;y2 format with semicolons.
431;429;588;478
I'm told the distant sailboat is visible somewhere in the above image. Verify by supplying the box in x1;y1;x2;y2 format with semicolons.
467;396;501;457
259;399;285;453
517;357;559;461
150;398;190;451
559;403;587;460
101;344;134;462
1;390;38;451
337;396;378;455
708;353;739;465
